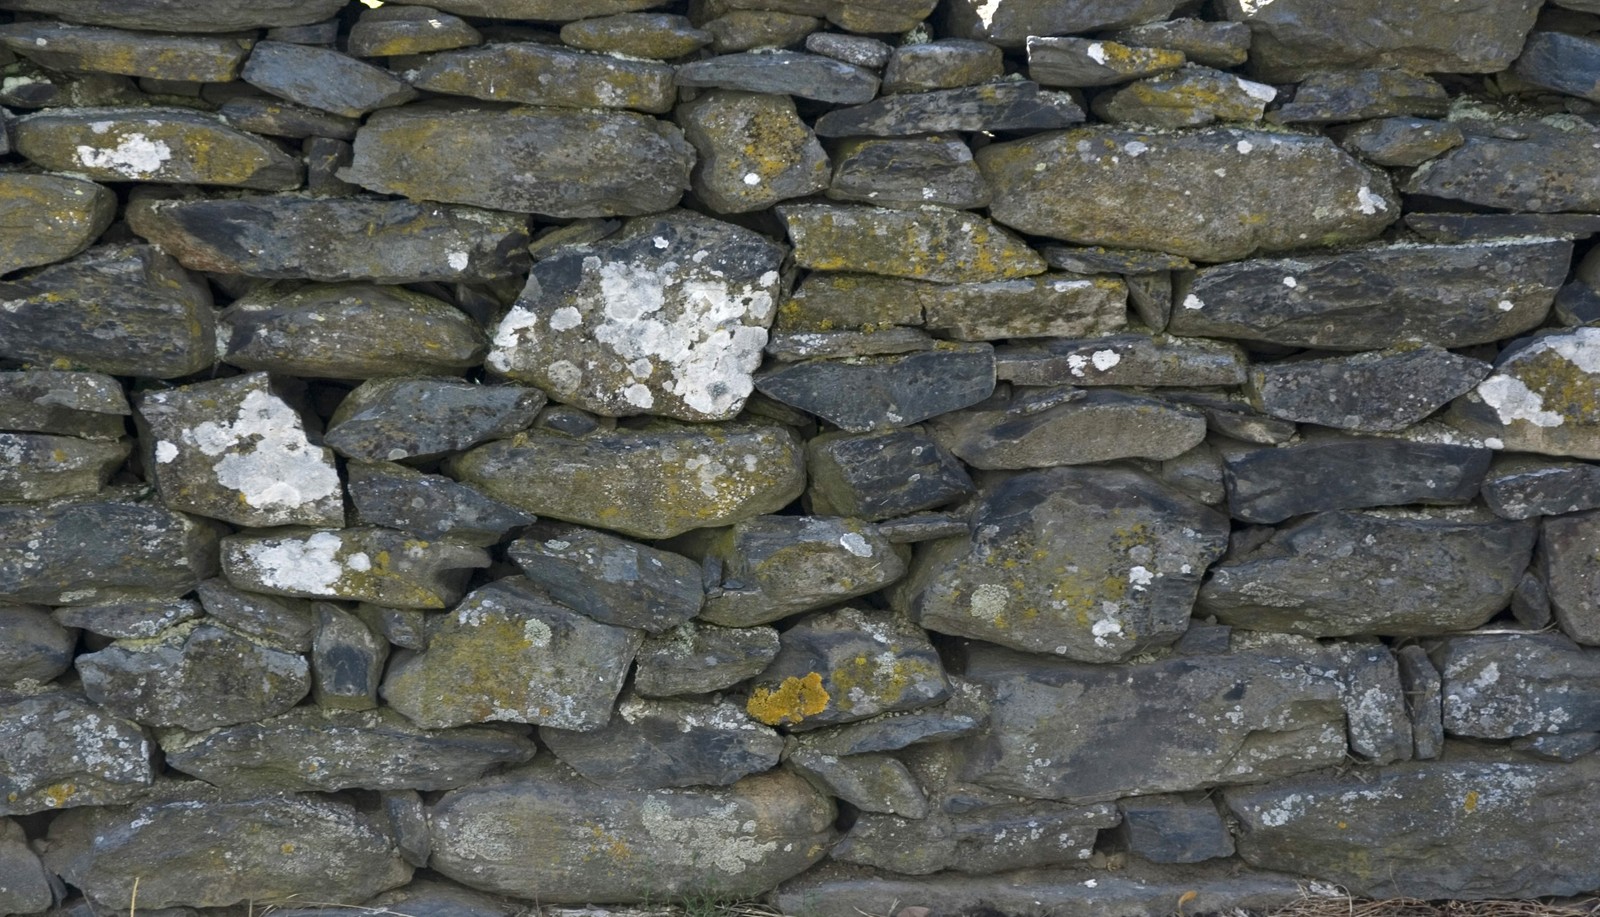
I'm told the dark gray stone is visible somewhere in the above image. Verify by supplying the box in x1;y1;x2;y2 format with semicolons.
1107;19;1252;68
928;387;1208;469
1430;633;1600;739
217;96;358;141
382;0;663;21
1167;391;1298;444
507;522;701;633
18;106;301;188
795;677;990;757
1512;570;1553;631
1272;69;1449;124
560;13;708;59
0;172;113;276
52;599;200;641
1326;641;1411;764
543;693;782;788
382;790;431;867
1115;795;1235;864
0;686;151;815
0;21;249;80
678;51;878;104
834;793;1117;875
357;605;429;652
0;431;128;502
1093;66;1276;129
1246;344;1491;432
805;429;973;521
348;462;534;547
1408;213;1600;245
702;10;816;54
882;40;1002;94
411;43;675;113
1514;32;1600;102
678;90;829;214
634;622;779;698
1556;279;1600;327
0;371;127;441
779;203;1043;283
1483;456;1600;520
1513;732;1600;761
1027;36;1185;87
945;0;1179;45
0;0;348;31
826;135;988;211
1542;510;1600;644
1330;117;1464;167
1396;644;1443;760
327;377;543;463
242;41;415;117
349;6;483;57
311;604;386;711
1449;327;1600;460
0;606;74;683
222;527;489;610
1041;245;1192;274
814;81;1083;137
995;333;1246;387
786;749;928;817
754;345;995;433
1402;117;1600;213
196;578;314;652
0;817;51;917
806;31;891;68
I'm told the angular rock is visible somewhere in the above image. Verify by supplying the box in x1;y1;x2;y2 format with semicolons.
1027;36;1185;87
0;172;113;276
0;606;75;683
1542;510;1600;644
1408;213;1600;246
0;431;128;502
242;41;414;117
0;817;50;916
311;604;386;711
487;211;784;421
814;80;1083;137
1247;344;1490;432
449;422;804;540
634;622;780;698
702;11;817;54
17;107;301;188
428;763;832;903
806;32;891;68
1483;456;1600;520
0;0;348;32
745;607;948;730
1431;633;1600;739
1326;641;1412;764
754;346;996;432
1273;69;1449;124
138;373;343;528
348;462;533;547
1450;327;1600;460
1403;116;1600;212
508;523;701;633
1396;644;1444;760
0;243;213;378
1043;244;1192;275
1330;116;1464;167
53;598;200;641
1199;508;1535;637
678;51;877;104
543;693;782;788
929;387;1208;469
677;90;829;214
327;377;542;463
159;706;537;792
411;43;675;114
805;429;973;521
0;21;249;81
1093;66;1275;129
1512;570;1553;631
349;6;483;57
0;371;127;441
766;327;936;363
820;0;935;32
897;466;1227;661
945;0;1179;44
826;135;988;211
882;39;1002;94
980;127;1395;262
1115;795;1235;864
796;677;990;757
1515;31;1600;102
196;578;312;652
780;203;1042;283
382;577;640;730
1107;19;1252;68
995;333;1246;387
223;528;488;609
217;96;358;141
127;196;530;283
786;749;927;817
834;797;1117;875
1171;240;1570;349
560;13;708;59
383;0;662;20
0;687;151;815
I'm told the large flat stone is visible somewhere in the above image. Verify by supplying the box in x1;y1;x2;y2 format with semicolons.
508;523;702;633
754;346;996;433
17;107;302;189
814;81;1083;137
945;0;1179;45
412;43;675;113
0;172;114;275
928;388;1208;469
0;687;152;815
1246;344;1491;432
1449;327;1600;460
1430;634;1600;739
1541;509;1600;643
221;528;489;609
1403;117;1600;212
326;377;543;463
0;22;247;81
242;41;416;118
541;693;781;788
0;0;347;31
778;203;1043;283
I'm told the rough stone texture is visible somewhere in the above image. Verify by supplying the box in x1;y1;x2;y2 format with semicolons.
779;203;1043;283
928;387;1208;469
1484;457;1600;520
1273;70;1449;124
1115;794;1235;864
1093;66;1276;129
1028;36;1185;87
17;107;302;189
1109;19;1251;68
882;39;1003;94
678;91;829;214
348;463;533;546
1430;634;1600;739
196;578;312;652
1331;117;1464;167
805;429;973;520
221;528;489;609
507;523;702;633
0;817;51;916
349;6;482;57
311;603;386;711
412;43;674;114
813;81;1083;137
1397;645;1444;760
678;51;877;104
786;749;927;817
0;431;128;502
0;0;347;31
542;694;782;787
0;173;114;276
1541;510;1600;644
0;371;128;441
561;13;708;58
1402;118;1600;213
945;0;1180;44
994;333;1245;387
755;346;995;433
0;606;75;682
0;687;152;815
0;20;249;80
1247;344;1491;432
326;378;543;464
1450;327;1600;460
827;136;989;211
634;622;780;698
242;41;416;118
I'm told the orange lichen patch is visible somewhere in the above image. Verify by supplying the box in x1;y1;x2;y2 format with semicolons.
1463;790;1480;814
747;672;830;725
42;782;76;808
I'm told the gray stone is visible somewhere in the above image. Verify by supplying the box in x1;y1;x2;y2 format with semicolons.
311;604;385;711
1514;31;1600;102
349;6;483;57
1027;36;1185;87
358;605;429;653
834;797;1117;875
0;432;127;502
806;32;891;68
543;693;782;788
487;211;785;421
1483;456;1600;520
0;21;249;81
1514;732;1600;761
1247;344;1491;432
678;51;878;104
1107;19;1252;68
979;127;1395;262
126;196;530;284
1430;633;1600;739
773;272;922;332
814;81;1083;137
1223;746;1600;899
1221;433;1490;524
1218;0;1541;80
217;96;358;141
932;276;1127;341
0;371;127;441
17;107;301;188
158;706;537;792
945;0;1179;45
633;622;780;698
896;466;1227;661
361;879;523;917
242;41;415;117
1542;510;1600;644
383;0;663;19
1144;439;1226;507
42;791;412;908
928;387;1208;469
1093;66;1276;129
1166;392;1298;444
427;762;832;903
1512;570;1553;631
745;607;948;730
0;606;74;683
382;790;431;868
805;429;973;521
1449;327;1600;460
826;135;988;211
53;599;200;641
882;40;1002;94
343;105;693;218
786;749;928;817
0;244;214;379
560;13;708;59
348;463;534;547
995;333;1246;387
0;488;221;606
1041;245;1192;275
0;0;348;31
677;91;829;214
1331;117;1465;167
702;11;816;53
411;43;675;113
764;328;936;363
1115;795;1235;864
779;203;1043;283
138;373;340;527
1272;70;1449;124
0;173;113;276
795;677;990;756
222;527;489;610
1396;644;1444;760
196;578;313;652
507;522;702;633
1408;213;1600;245
754;346;996;432
1326;641;1411;764
1556;279;1600;327
0;686;151;815
381;577;641;730
1199;507;1536;637
448;422;805;540
0;817;51;917
326;378;543;463
1402;117;1600;213
1171;240;1570;349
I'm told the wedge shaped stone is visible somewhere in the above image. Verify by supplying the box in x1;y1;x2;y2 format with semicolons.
327;377;543;463
1542;510;1600;644
1247;344;1491;432
508;523;701;633
779;203;1043;283
0;21;250;81
0;606;75;683
0;0;348;31
678;51;877;104
928;388;1207;469
221;527;490;609
0;370;128;440
754;346;996;432
348;462;534;547
1027;36;1185;87
0;172;114;275
634;622;779;698
242;42;416;117
542;693;781;788
1430;633;1600;739
1449;327;1600;460
805;429;973;521
814;80;1083;137
0;431;128;502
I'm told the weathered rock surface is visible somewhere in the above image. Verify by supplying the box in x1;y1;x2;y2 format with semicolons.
634;622;780;698
1403;118;1600;213
678;51;877;104
349;463;532;546
381;0;662;20
834;796;1117;875
542;694;782;787
945;0;1180;44
813;81;1083;137
1248;344;1491;432
0;687;152;815
779;203;1043;283
0;0;348;31
310;604;386;711
929;387;1208;469
560;13;708;58
48;597;199;642
1331;116;1464;167
1093;66;1275;129
678;91;829;213
412;43;674;113
0;606;75;683
1483;457;1600;520
1109;19;1252;68
0;431;128;502
795;677;990;757
196;578;313;652
1273;69;1448;124
786;749;927;818
327;378;543;463
881;39;1001;93
507;523;701;633
0;172;114;276
754;346;996;432
242;41;416;118
16;107;301;189
1514;32;1600;102
1449;327;1600;460
1115;794;1235;864
348;6;482;57
1028;36;1185;87
1430;634;1600;739
994;333;1245;387
826;135;989;211
1541;510;1600;644
221;528;489;609
0;817;51;916
805;429;973;520
0;371;128;441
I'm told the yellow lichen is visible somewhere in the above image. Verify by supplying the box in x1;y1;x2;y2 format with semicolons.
747;672;830;725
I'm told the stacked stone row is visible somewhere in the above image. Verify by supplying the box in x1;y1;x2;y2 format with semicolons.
3;0;1600;914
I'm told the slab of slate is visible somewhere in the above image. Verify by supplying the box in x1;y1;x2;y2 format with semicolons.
1115;795;1235;864
507;522;702;633
1093;66;1276;129
945;0;1180;44
805;428;973;520
347;462;534;546
411;42;676;113
806;31;891;68
382;0;663;20
0;172;114;275
242;41;415;117
0;431;128;502
560;13;708;59
678;50;878;103
348;6;483;57
1449;326;1600;460
0;0;349;31
1272;69;1449;124
994;333;1246;387
1107;19;1252;68
1430;633;1600;738
815;80;1083;137
779;203;1043;283
218;96;358;141
1483;456;1600;520
0;371;128;440
53;598;201;641
542;693;782;788
633;621;780;697
1541;509;1600;644
1247;344;1490;432
928;387;1208;469
326;377;543;463
1403;117;1600;212
1330;117;1464;167
0;687;152;815
0;21;250;81
677;90;829;213
754;345;996;432
1512;31;1600;102
882;39;1003;93
1027;36;1184;87
826;135;989;211
310;603;386;711
222;527;489;609
16;106;302;188
0;605;75;683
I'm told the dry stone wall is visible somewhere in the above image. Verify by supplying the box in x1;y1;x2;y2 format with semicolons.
2;1;1600;915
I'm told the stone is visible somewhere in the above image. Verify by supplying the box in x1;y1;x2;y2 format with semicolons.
813;80;1083;137
691;515;906;627
1093;66;1276;129
222;528;489;609
826;135;988;211
1449;327;1600;460
955;642;1347;802
1513;31;1600;102
219;283;486;380
806;32;891;68
0;0;348;31
0;21;249;81
382;577;641;730
0;488;221;606
1512;571;1553;631
822;0;935;32
1041;245;1192;274
52;599;200;641
358;606;429;653
945;0;1180;45
1273;70;1450;124
343;105;693;218
411;43;675;114
1515;733;1600;761
678;51;877;104
507;523;702;633
634;622;780;697
1430;633;1600;739
1326;641;1411;764
0;173;113;275
1027;37;1185;87
0;244;214;378
349;6;483;57
779;203;1043;283
796;677;990;756
158;706;537;792
677;90;829;213
805;429;973;521
383;0;663;19
1115;794;1235;864
928;387;1208;469
1330;117;1465;167
979;127;1395;262
0;606;74;683
896;466;1227;662
1199;508;1536;637
1402;117;1600;213
1408;213;1600;245
1107;19;1252;68
241;41;415;117
137;373;344;528
543;693;782;788
382;790;431;867
126;196;531;284
196;578;313;652
882;40;1002;94
0;817;51;917
1145;440;1226;507
217;96;358;141
1396;645;1444;760
347;463;534;547
764;328;935;363
487;211;785;421
0;371;128;441
310;604;385;711
428;762;832;903
449;422;804;540
746;607;949;730
361;879;523;917
0;431;128;502
560;13;709;59
326;377;543;463
702;11;817;53
833;797;1117;875
1223;746;1600;899
1542;510;1600;644
1556;279;1600;327
786;749;928;817
1170;240;1570;349
1220;433;1491;524
16;107;301;188
1483;456;1600;520
1218;0;1541;80
0;687;152;815
1246;344;1491;432
995;333;1246;387
43;791;412;909
754;346;996;433
774;273;923;331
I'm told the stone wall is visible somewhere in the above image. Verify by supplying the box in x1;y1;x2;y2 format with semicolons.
2;0;1600;915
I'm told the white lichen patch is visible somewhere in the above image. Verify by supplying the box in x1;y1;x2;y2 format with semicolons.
1090;349;1121;371
241;531;347;595
1356;186;1389;215
174;387;341;521
1086;42;1108;64
75;132;172;178
638;798;777;874
1183;293;1205;310
1477;375;1564;428
839;532;874;557
154;441;178;463
969;583;1010;622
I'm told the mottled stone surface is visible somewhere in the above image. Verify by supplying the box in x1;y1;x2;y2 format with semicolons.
1403;118;1600;213
929;388;1208;469
634;622;780;698
221;528;489;609
542;694;782;787
508;523;702;633
805;429;973;520
1093;66;1275;129
0;0;347;31
693;516;905;627
678;51;877;104
0;371;128;441
814;81;1083;137
0;687;152;815
412;43;673;114
945;0;1180;44
0;431;128;502
1430;634;1600;739
678;91;829;213
755;346;995;433
779;203;1043;283
17;107;302;189
1028;36;1185;87
827;135;989;211
326;378;543;463
349;6;482;57
1247;344;1490;432
1331;117;1464;167
995;333;1244;387
1116;795;1235;864
1542;510;1600;644
1450;327;1600;460
0;173;113;276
